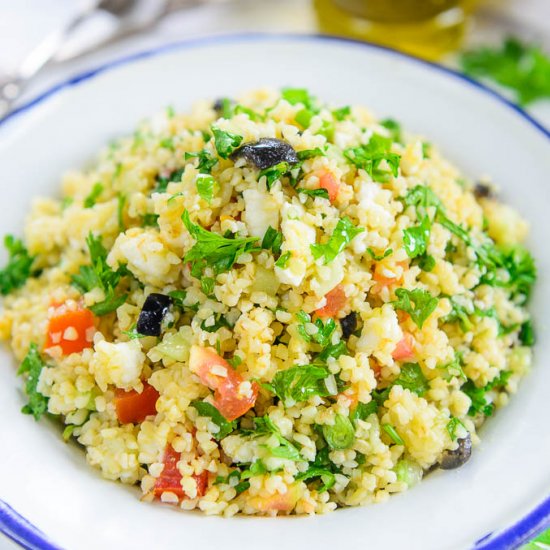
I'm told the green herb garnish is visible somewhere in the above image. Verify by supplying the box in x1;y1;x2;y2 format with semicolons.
196;174;216;203
17;343;49;420
191;400;237;439
460;37;550;106
393;288;439;329
211;126;243;159
263;364;332;403
0;235;35;295
182;210;259;278
71;233;128;315
84;183;104;208
382;424;404;445
311;217;364;264
344;134;400;182
261;226;283;255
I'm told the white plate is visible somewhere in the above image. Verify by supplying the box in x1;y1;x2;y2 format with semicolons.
0;34;549;550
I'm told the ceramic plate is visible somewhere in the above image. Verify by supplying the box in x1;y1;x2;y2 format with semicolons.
0;34;549;550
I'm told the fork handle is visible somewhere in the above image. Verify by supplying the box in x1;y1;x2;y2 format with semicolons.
0;1;100;118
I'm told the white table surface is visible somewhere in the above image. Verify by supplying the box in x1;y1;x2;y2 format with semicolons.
0;1;549;548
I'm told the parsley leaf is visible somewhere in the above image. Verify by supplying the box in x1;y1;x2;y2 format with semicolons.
393;288;439;329
84;183;104;208
261;226;283;255
350;400;378;423
71;233;128;315
182;210;259;278
367;247;393;261
297;147;326;160
333;105;351;121
191;400;236;439
17;343;49;420
0;235;36;295
519;319;535;346
311;217;364;264
344;134;401;182
264;364;332;403
296;466;336;492
281;88;318;110
249;416;302;461
185;150;218;173
296;311;336;347
403;215;432;258
446;417;466;441
154;168;185;193
297;187;330;199
380;118;402;142
393;363;429;396
211;126;243;159
259;161;291;190
196;174;216;203
460;37;550;106
275;251;291;268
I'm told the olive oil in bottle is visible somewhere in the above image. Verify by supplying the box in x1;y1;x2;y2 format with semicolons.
314;0;478;60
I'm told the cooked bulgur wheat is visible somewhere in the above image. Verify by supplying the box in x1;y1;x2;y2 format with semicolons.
0;88;536;516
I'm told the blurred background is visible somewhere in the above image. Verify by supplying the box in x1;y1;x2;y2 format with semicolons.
0;0;549;548
0;0;549;123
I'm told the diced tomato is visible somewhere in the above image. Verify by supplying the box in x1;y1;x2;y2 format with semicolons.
315;285;347;318
153;444;208;500
251;484;300;513
115;383;159;424
372;261;408;293
392;332;415;362
190;346;258;422
44;302;95;355
317;170;340;203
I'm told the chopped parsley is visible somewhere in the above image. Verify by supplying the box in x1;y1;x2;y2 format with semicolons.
296;466;336;492
191;400;236;439
17;344;49;420
196;174;216;203
83;183;104;208
403;215;432;258
296;310;336;348
261;226;283;255
393;288;439;329
200;313;232;333
0;235;36;295
296;187;329;200
275;251;291;268
519;320;535;346
142;213;159;227
375;363;429;404
211;126;243;159
263;364;332;403
446;417;466;441
259;161;291;190
462;371;511;417
311;217;364;264
297;147;326;160
350;400;378;424
344;134;401;182
281;87;318;109
154;168;185;193
333;105;351;121
367;247;393;261
460;37;550;106
182;210;259;278
117;193;126;231
185;150;218;173
246;415;302;461
71;233;128;316
380;118;402;142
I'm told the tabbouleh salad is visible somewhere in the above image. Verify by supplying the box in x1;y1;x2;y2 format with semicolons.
0;88;536;516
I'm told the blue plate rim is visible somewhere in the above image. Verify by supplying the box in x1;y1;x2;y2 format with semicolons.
0;32;548;550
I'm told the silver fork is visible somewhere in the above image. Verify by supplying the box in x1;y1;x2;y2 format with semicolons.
0;0;137;118
0;0;225;119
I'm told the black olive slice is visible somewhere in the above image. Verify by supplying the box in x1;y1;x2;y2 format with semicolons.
136;293;172;337
439;433;472;470
340;312;358;339
230;138;298;170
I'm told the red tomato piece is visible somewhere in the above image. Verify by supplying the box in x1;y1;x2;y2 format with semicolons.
315;285;347;318
251;484;300;513
392;332;415;362
190;346;258;421
44;302;95;355
153;445;208;500
114;383;159;424
317;170;340;203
